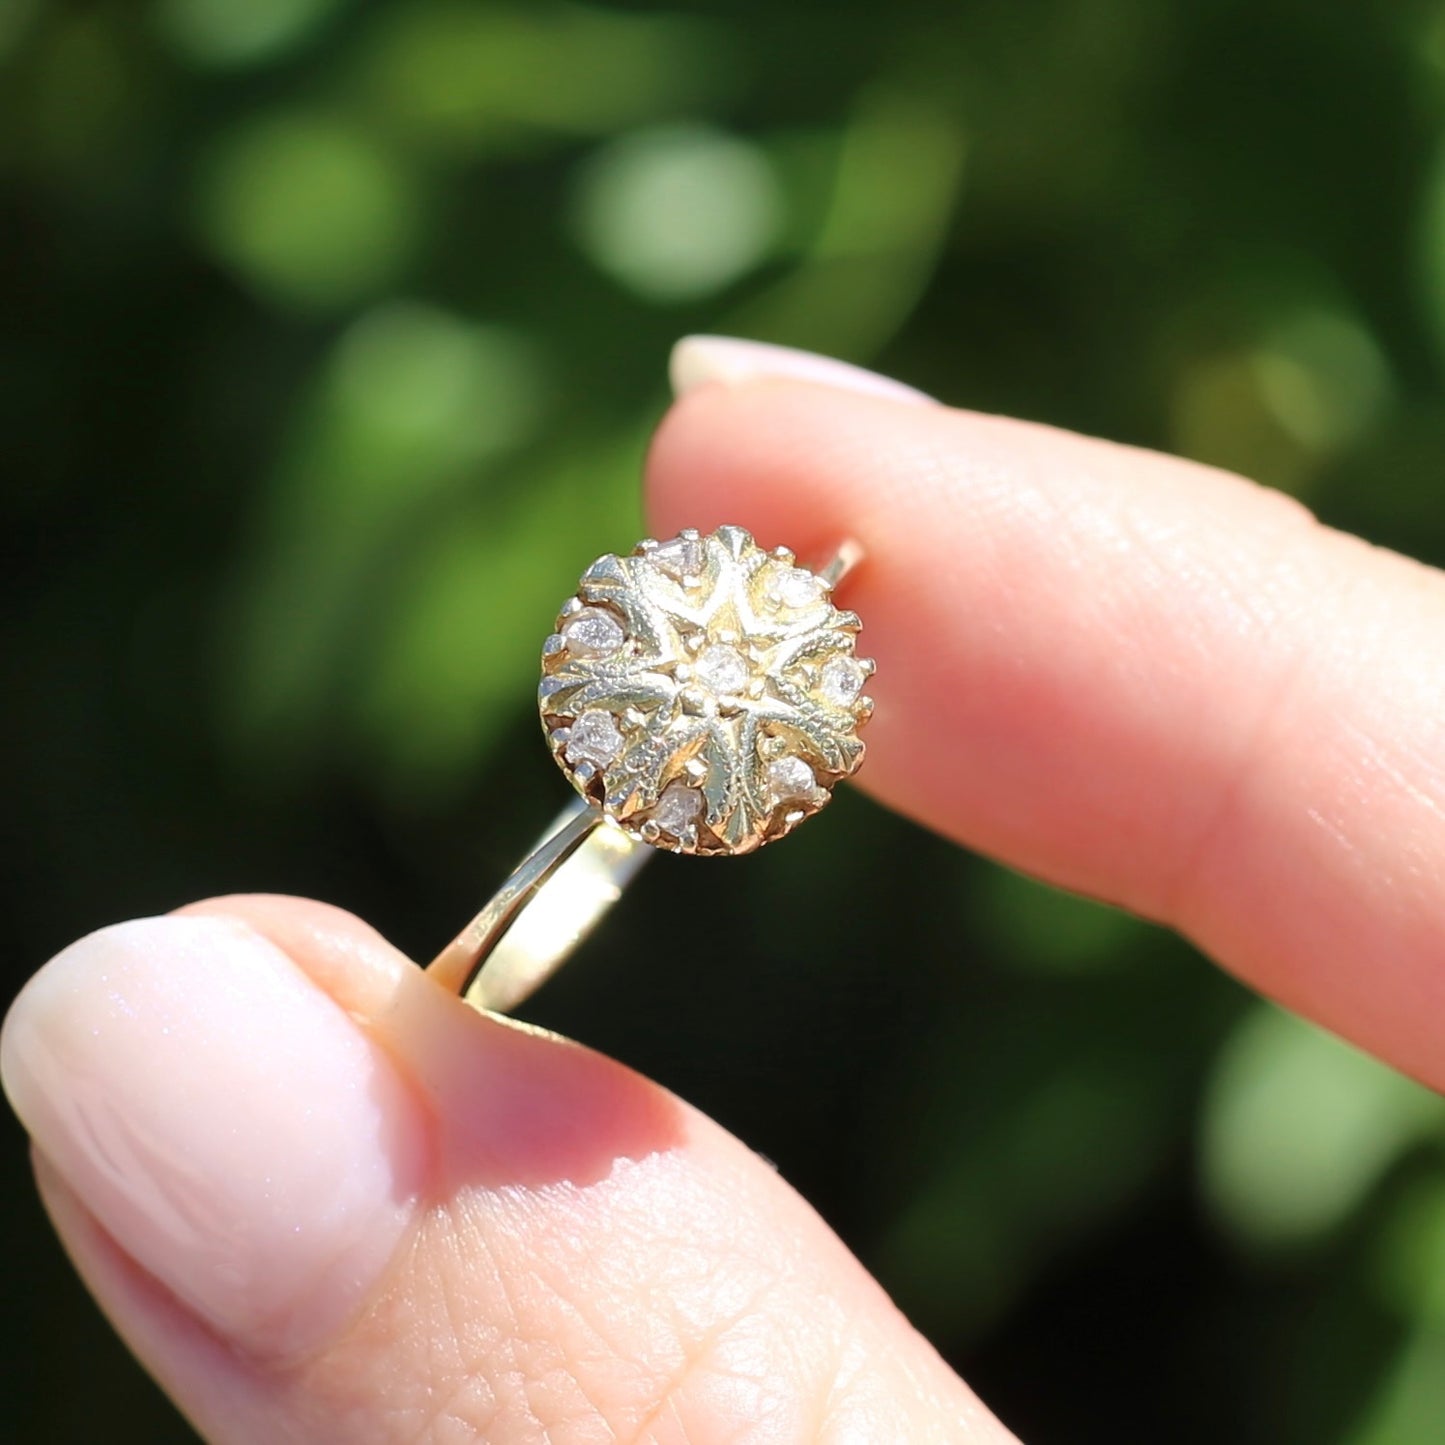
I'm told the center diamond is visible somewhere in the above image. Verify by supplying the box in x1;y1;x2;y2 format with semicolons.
693;642;749;696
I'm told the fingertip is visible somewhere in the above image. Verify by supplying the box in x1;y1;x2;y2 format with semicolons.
17;904;1007;1444
3;913;430;1360
647;379;894;568
175;893;415;1020
668;335;934;406
174;894;690;1201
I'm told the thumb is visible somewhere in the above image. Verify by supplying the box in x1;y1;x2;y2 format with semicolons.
4;895;1018;1444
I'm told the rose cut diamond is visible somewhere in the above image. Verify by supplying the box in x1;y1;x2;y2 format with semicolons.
651;781;702;836
768;756;824;805
818;656;865;707
649;536;703;582
694;643;748;696
562;608;625;658
565;710;624;770
769;565;826;610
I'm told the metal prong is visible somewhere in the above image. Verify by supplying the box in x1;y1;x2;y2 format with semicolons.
815;538;864;590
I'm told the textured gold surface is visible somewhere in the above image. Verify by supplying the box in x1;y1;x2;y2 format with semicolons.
538;525;873;856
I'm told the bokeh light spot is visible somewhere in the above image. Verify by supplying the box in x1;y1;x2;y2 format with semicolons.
1171;306;1390;493
571;123;781;302
329;301;542;463
1202;1004;1443;1250
1251;309;1390;451
196;111;417;310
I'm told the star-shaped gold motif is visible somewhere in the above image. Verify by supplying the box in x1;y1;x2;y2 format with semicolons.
538;526;874;855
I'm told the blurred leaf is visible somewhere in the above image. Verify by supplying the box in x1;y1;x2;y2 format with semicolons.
0;0;38;64
1418;128;1445;367
1374;1174;1445;1325
878;949;1204;1340
154;0;349;69
883;1053;1178;1339
731;84;968;359
354;427;646;801
357;1;728;155
1346;1327;1445;1445
220;302;545;773
1202;1005;1444;1251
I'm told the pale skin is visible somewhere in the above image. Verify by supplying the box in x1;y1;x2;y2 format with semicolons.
7;336;1445;1443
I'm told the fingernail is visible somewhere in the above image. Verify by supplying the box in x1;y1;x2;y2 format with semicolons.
669;334;933;406
1;915;427;1357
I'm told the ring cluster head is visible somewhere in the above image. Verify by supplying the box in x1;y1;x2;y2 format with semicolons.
538;526;874;855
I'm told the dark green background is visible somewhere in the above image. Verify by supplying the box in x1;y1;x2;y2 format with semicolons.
6;0;1445;1440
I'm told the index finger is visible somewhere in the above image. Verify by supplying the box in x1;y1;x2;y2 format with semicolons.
647;340;1445;1090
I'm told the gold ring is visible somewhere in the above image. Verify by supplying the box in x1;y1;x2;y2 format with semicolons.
425;525;875;1013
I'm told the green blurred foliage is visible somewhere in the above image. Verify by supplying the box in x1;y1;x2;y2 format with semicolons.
4;1;1445;1441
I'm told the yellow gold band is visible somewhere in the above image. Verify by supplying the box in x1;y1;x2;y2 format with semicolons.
426;531;868;1014
426;802;648;1013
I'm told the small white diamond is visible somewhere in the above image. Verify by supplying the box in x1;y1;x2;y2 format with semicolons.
818;656;865;706
566;710;623;770
652;780;702;836
649;536;703;582
695;643;748;695
562;608;625;658
769;565;826;610
768;756;823;805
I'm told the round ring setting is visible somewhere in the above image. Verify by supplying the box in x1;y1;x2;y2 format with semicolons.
427;525;873;1012
540;525;874;856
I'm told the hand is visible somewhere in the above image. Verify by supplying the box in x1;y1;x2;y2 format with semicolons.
7;336;1443;1443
